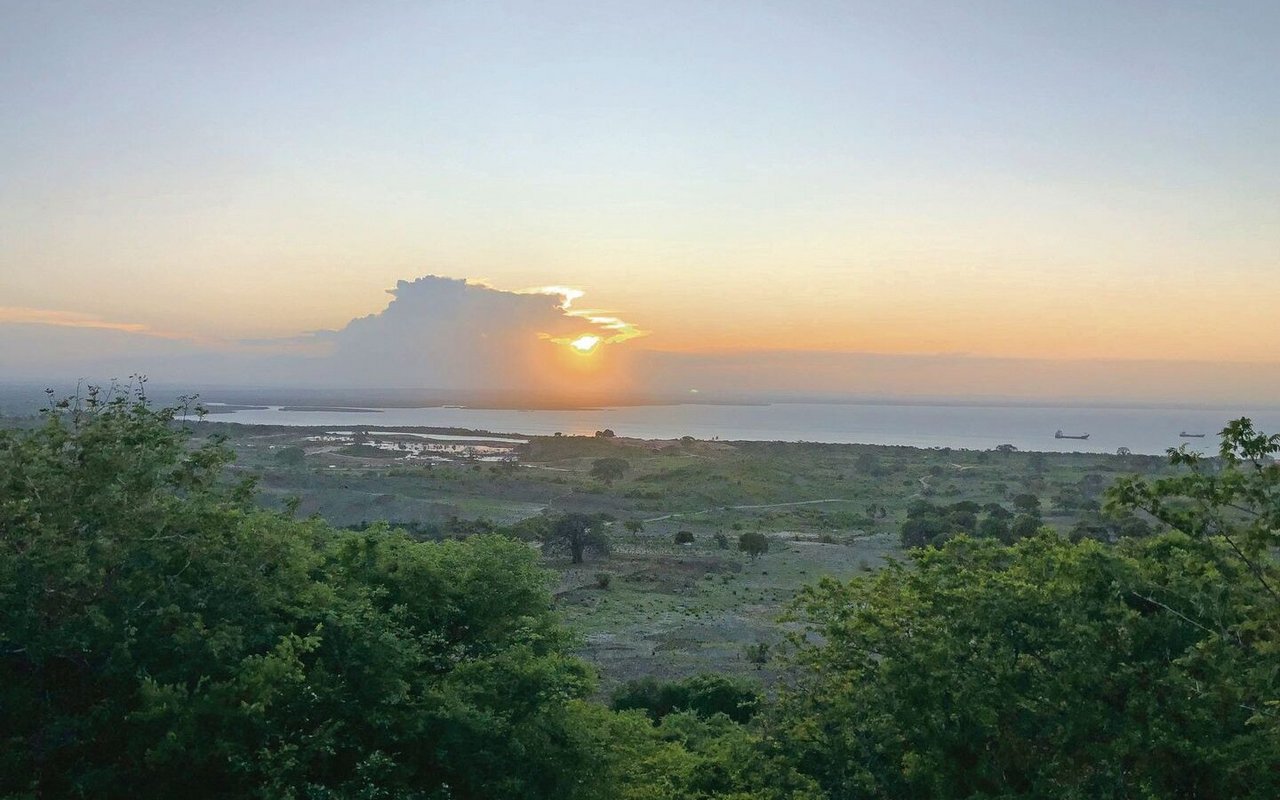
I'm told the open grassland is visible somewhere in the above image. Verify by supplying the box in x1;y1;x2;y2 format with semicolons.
186;421;1172;686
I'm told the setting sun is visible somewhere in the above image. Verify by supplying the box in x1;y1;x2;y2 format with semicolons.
569;335;601;353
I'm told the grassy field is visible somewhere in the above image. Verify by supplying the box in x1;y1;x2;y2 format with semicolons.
174;420;1173;689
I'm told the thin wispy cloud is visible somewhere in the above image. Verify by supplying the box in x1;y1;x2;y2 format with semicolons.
0;307;154;334
6;276;1278;406
525;286;646;347
0;307;252;351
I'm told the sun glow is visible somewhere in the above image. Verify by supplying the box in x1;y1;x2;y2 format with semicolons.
569;335;601;353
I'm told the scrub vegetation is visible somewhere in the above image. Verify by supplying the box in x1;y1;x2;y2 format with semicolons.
2;387;1276;797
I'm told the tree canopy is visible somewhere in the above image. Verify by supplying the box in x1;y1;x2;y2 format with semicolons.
541;511;611;564
4;393;1276;799
781;532;1278;798
0;391;602;798
737;531;769;559
591;457;630;484
778;418;1280;799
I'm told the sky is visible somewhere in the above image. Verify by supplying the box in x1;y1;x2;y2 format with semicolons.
2;2;1278;403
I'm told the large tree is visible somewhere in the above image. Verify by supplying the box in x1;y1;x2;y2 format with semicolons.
0;389;606;799
542;512;611;564
590;457;630;485
776;419;1280;799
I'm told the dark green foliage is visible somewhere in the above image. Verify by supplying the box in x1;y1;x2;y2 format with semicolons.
981;502;1011;519
541;511;610;564
504;513;553;541
899;513;948;548
742;640;771;665
7;395;1276;799
1008;512;1043;541
347;515;499;542
975;514;1009;541
737;531;769;559
1069;508;1154;542
899;499;995;548
584;706;823;800
781;534;1279;798
610;674;761;724
1011;492;1041;514
855;452;885;476
0;391;603;798
1108;417;1279;596
778;420;1280;799
674;530;695;545
273;445;306;468
591;457;630;484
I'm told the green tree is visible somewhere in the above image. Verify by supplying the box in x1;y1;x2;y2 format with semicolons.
777;420;1280;799
899;513;948;548
780;534;1278;798
1008;512;1043;541
542;511;611;564
274;444;306;468
855;452;884;476
900;500;981;548
582;704;823;800
738;531;769;559
0;389;607;798
1109;417;1279;604
975;514;1009;541
591;456;630;484
610;674;761;724
1011;492;1042;514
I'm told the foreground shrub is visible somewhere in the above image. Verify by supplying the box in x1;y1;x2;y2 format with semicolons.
780;530;1279;798
0;390;601;798
610;674;761;724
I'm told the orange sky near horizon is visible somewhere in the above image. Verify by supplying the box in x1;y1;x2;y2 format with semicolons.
3;3;1278;377
3;264;1276;367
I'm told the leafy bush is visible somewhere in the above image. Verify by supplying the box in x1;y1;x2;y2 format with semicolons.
782;416;1280;800
0;391;603;798
591;456;630;484
738;531;769;559
274;445;306;468
610;674;761;724
742;640;771;665
540;511;611;564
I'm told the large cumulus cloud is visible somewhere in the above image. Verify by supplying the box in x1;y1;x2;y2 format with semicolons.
306;276;635;390
1;276;640;397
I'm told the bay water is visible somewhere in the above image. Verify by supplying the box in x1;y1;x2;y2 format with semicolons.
210;401;1280;456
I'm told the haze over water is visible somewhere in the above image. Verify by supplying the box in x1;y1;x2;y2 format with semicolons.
211;402;1280;456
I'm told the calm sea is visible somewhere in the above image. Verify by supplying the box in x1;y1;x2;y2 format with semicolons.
208;402;1280;456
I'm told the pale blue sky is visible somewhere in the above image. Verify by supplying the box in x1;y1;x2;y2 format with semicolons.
2;1;1278;364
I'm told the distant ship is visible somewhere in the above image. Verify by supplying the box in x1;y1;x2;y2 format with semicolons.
1055;429;1090;440
1179;431;1206;438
